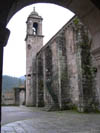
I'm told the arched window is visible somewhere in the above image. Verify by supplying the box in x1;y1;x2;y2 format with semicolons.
32;22;38;35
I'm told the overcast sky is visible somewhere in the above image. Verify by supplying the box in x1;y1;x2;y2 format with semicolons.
3;3;74;77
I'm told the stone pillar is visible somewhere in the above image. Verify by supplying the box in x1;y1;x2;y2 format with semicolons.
32;60;37;106
44;46;54;109
91;49;100;110
65;25;80;109
19;90;25;105
36;52;44;107
0;25;10;124
74;22;96;112
44;45;59;110
56;35;70;110
43;52;47;107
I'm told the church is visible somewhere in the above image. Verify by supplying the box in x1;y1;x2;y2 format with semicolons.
25;8;100;112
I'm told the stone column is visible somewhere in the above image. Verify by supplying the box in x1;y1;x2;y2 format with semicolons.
56;35;70;110
43;52;47;107
0;25;10;124
36;52;44;107
44;45;59;110
74;22;96;112
91;49;100;111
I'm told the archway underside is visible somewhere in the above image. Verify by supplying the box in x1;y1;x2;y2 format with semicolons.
0;0;98;43
0;0;100;36
0;0;100;111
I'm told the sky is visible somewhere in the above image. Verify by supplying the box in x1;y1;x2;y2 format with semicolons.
3;3;74;77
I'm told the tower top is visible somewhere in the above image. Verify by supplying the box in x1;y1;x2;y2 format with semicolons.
28;7;42;19
25;7;43;40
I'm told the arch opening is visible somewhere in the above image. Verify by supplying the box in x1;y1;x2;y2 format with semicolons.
4;3;73;107
1;1;100;113
33;22;38;35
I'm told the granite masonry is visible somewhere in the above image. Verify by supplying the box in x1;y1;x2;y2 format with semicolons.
2;86;26;106
25;9;99;112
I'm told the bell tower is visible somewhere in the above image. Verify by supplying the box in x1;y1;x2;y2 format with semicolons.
25;8;43;106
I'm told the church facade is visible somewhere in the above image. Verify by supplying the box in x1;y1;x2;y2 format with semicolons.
25;9;100;112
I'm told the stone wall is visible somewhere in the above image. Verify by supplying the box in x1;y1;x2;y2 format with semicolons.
2;90;15;105
14;87;26;106
19;90;26;105
44;45;57;109
36;29;71;110
2;87;26;106
73;21;98;112
36;52;44;107
56;36;70;110
26;36;43;106
35;16;99;112
25;10;43;106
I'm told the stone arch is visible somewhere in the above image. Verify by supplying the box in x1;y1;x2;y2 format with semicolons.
0;0;99;46
0;0;100;112
5;0;100;35
3;1;100;55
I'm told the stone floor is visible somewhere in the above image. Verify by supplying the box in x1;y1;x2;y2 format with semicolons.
1;106;100;133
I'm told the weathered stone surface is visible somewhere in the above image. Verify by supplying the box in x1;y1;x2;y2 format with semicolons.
14;87;26;106
25;9;43;106
36;52;44;107
26;10;100;112
2;90;15;105
1;0;100;115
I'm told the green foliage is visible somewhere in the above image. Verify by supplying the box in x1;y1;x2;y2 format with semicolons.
73;18;79;25
2;75;25;92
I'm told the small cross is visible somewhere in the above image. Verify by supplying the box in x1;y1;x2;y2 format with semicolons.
33;7;35;12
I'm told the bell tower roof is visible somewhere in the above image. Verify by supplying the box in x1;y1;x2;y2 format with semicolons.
28;7;42;19
25;7;43;41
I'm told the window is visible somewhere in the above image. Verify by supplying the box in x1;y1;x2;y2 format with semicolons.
33;22;38;35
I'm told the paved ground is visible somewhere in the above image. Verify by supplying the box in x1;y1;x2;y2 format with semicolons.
1;106;100;133
2;106;46;125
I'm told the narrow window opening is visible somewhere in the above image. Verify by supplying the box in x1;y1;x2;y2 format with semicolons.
33;22;38;35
